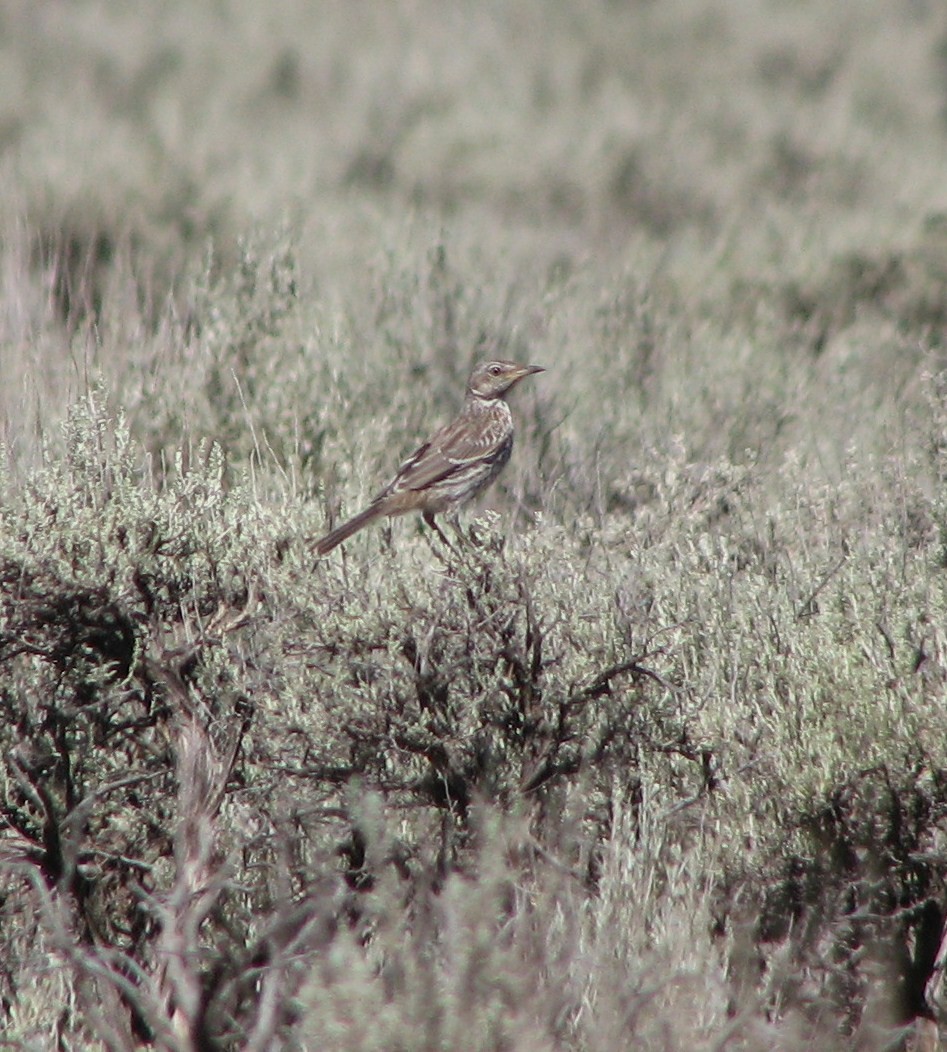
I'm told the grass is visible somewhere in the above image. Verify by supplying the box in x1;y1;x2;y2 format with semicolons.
3;0;947;1048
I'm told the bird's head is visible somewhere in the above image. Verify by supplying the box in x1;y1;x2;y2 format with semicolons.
467;360;544;400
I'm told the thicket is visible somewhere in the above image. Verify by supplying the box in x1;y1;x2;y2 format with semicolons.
5;1;947;1049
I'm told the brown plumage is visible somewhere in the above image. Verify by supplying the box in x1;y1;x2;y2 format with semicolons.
314;360;544;555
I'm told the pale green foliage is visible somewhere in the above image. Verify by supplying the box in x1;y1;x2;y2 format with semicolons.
3;0;947;1048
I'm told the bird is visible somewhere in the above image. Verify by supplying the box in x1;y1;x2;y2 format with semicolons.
314;359;544;555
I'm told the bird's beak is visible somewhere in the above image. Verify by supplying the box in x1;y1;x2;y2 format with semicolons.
504;363;544;392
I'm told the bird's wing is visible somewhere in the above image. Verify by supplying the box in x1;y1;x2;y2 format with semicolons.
383;407;511;496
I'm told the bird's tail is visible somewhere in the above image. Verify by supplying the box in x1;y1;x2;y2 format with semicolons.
313;504;383;555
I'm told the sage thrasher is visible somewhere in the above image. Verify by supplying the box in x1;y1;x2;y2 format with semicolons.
314;360;544;555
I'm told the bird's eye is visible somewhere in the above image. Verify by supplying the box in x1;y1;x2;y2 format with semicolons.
489;364;502;375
